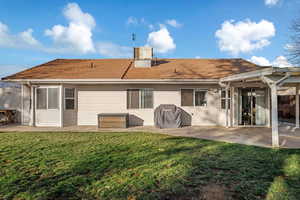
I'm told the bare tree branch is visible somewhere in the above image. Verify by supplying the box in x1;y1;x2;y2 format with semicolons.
287;16;300;66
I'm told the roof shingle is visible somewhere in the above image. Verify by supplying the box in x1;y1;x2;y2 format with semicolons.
3;58;264;80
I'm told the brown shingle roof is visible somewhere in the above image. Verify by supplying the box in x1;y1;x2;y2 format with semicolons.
3;58;263;80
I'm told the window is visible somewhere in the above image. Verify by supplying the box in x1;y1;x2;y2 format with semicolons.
65;88;75;110
181;89;194;106
221;89;231;109
36;87;59;110
37;88;47;109
195;90;207;106
181;89;207;107
48;88;59;109
127;89;153;109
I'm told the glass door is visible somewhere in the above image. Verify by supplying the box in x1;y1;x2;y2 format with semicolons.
239;88;266;126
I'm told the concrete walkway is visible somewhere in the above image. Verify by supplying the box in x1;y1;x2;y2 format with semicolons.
1;124;300;148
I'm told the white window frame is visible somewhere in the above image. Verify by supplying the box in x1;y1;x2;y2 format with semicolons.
220;88;231;110
64;88;76;110
180;88;208;107
35;86;60;110
127;88;154;109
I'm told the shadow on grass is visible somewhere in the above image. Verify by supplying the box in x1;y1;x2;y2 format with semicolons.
1;133;300;200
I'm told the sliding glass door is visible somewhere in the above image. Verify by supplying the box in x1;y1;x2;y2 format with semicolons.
238;88;266;126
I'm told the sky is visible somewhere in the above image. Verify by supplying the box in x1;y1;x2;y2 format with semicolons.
0;0;299;78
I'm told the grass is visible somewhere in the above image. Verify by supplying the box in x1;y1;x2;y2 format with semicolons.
0;132;300;200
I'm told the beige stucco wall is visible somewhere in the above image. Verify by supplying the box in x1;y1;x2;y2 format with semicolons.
76;84;227;126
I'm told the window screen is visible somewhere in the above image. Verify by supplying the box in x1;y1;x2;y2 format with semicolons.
221;89;231;109
195;90;207;106
140;89;153;108
127;89;140;109
37;88;47;109
181;89;194;106
65;88;75;110
48;88;59;109
65;88;75;98
127;89;153;109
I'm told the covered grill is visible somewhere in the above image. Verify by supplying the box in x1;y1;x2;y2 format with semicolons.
154;104;183;129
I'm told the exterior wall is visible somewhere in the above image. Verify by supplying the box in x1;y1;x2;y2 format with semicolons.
76;84;227;126
0;86;22;123
22;82;273;128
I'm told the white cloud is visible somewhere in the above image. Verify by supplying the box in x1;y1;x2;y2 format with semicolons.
265;0;279;6
273;56;292;67
249;56;271;66
215;19;275;55
126;16;138;26
45;3;96;54
126;16;148;26
249;55;292;67
147;26;176;54
97;42;131;58
0;21;41;49
166;19;182;28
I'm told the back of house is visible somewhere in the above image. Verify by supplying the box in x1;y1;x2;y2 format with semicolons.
3;47;273;128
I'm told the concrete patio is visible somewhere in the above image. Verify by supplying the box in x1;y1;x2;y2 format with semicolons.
1;124;300;148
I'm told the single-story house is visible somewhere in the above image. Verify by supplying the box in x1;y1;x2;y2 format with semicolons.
3;47;300;147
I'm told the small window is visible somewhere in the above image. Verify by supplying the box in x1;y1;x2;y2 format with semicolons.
195;90;207;106
221;89;231;109
140;89;153;108
181;89;194;106
37;88;47;109
181;89;207;107
65;88;75;110
127;89;153;109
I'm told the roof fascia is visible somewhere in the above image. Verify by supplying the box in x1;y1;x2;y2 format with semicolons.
3;78;220;84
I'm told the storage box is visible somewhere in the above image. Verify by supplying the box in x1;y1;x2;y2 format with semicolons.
98;113;129;128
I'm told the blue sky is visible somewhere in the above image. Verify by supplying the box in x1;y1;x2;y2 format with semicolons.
0;0;299;78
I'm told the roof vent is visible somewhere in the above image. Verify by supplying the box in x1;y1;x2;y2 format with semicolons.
134;47;153;68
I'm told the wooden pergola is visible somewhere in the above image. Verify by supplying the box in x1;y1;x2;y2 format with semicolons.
220;67;300;147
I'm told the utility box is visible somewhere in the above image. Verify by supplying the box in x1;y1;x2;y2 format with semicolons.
98;113;129;128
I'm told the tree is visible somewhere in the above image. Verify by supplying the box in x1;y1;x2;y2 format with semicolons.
288;17;300;66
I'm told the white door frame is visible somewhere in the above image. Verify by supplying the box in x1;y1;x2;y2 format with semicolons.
35;85;62;127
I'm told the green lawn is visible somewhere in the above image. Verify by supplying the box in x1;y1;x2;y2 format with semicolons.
0;132;300;200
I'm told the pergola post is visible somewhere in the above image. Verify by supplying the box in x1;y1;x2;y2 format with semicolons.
296;85;299;128
225;86;229;128
270;84;279;147
30;85;36;127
